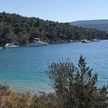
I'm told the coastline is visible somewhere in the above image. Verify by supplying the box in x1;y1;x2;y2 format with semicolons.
0;79;54;95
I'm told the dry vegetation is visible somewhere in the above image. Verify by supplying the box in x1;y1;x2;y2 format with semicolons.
0;85;60;108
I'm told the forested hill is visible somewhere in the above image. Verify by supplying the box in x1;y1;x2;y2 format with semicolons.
0;12;108;46
72;20;108;32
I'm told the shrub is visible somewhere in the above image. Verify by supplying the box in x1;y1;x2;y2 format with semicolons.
48;56;108;108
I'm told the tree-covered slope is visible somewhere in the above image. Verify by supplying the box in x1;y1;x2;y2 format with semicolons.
0;12;108;46
71;20;108;32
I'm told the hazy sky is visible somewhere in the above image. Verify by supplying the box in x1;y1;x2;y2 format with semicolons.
0;0;108;22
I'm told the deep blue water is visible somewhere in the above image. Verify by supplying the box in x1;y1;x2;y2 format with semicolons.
0;40;108;93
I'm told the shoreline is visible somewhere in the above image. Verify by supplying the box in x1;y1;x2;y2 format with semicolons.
1;39;106;49
0;79;54;95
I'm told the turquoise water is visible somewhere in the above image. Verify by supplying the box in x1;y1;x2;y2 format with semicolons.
0;40;108;93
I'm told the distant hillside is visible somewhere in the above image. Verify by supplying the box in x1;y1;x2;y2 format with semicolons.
0;12;108;46
71;20;108;32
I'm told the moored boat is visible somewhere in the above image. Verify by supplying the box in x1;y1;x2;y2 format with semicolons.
81;39;90;43
5;43;19;48
30;38;48;47
91;39;100;42
0;47;3;49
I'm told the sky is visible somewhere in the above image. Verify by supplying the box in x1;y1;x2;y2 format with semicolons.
0;0;108;22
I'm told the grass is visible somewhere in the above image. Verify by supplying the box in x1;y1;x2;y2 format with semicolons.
0;85;61;108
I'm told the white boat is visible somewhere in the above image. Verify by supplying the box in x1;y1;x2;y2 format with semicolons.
30;38;47;47
5;43;19;48
81;39;90;43
92;39;100;42
0;47;3;49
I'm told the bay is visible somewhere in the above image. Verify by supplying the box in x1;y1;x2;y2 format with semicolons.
0;40;108;93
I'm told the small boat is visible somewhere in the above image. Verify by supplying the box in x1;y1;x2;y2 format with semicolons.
30;38;48;47
0;47;3;49
5;43;19;48
92;39;100;42
81;39;90;43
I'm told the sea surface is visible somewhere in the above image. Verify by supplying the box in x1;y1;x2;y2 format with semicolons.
0;40;108;93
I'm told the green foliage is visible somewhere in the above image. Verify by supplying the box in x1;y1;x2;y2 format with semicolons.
48;56;108;108
0;12;108;46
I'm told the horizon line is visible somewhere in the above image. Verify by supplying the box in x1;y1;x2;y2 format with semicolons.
1;11;108;23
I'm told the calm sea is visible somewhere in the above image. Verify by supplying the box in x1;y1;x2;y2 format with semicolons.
0;40;108;93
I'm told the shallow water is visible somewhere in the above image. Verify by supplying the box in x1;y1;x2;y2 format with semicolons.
0;40;108;93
